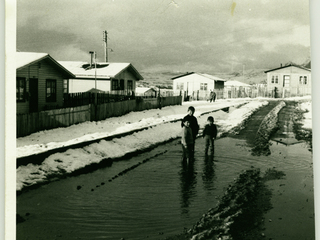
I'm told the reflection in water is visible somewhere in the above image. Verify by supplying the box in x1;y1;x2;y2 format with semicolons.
202;154;216;191
179;159;197;215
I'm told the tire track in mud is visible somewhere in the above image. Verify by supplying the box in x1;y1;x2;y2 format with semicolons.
229;101;279;146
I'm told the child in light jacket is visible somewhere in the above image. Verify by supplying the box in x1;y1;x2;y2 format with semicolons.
181;119;194;161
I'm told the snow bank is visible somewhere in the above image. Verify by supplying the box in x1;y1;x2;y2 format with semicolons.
16;99;250;158
298;101;312;129
16;100;266;191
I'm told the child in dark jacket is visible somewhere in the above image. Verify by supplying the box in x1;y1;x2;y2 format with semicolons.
181;119;194;162
203;116;217;155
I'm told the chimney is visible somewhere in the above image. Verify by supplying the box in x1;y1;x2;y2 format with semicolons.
280;63;282;67
89;51;94;68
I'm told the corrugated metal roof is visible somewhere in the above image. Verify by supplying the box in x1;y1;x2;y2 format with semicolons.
58;61;143;80
16;52;48;69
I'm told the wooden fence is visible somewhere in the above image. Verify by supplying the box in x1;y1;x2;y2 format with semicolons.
17;105;91;137
63;91;134;107
17;96;182;137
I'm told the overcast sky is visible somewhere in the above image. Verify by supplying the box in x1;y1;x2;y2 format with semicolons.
17;0;310;73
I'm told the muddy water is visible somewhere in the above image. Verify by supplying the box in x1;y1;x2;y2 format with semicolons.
16;134;314;240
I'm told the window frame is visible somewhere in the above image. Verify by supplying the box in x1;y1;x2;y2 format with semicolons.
111;79;119;90
46;79;57;102
127;80;133;90
63;79;68;93
176;82;184;91
200;83;208;91
16;77;27;102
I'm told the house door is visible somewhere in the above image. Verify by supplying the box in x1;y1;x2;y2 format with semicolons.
29;78;38;112
283;75;290;88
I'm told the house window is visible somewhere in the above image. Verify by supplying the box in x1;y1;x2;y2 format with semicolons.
127;80;133;90
111;79;119;90
119;79;125;90
16;77;26;102
271;76;274;84
283;75;290;87
176;83;184;90
200;83;208;90
63;79;68;93
299;76;308;84
46;79;56;102
275;76;278;84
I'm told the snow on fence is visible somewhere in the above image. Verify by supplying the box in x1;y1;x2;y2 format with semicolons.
17;96;182;137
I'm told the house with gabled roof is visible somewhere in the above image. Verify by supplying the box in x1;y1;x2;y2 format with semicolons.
58;61;144;95
16;52;75;114
135;87;157;97
171;72;226;100
264;63;311;97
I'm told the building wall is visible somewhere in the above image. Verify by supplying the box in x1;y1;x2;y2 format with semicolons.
68;68;139;93
17;59;65;114
267;66;311;92
172;74;215;94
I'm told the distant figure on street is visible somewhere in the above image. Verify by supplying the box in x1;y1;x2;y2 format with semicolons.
209;90;214;102
212;91;216;102
181;119;193;162
181;106;199;159
203;116;217;156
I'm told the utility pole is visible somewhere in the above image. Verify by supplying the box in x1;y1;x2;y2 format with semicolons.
103;30;108;62
89;51;97;120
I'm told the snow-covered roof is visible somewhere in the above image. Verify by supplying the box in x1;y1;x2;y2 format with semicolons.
264;63;311;73
172;72;226;81
16;52;75;77
225;80;251;87
16;52;48;69
135;87;156;94
200;73;226;81
58;61;144;80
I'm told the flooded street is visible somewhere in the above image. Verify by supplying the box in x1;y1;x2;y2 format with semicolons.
16;102;314;240
17;135;314;240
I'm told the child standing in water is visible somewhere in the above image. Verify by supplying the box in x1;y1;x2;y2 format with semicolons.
203;116;217;156
181;119;194;162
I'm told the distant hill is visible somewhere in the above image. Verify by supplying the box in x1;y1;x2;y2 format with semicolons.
139;69;268;89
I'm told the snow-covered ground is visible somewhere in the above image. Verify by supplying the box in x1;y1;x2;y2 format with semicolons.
16;97;312;191
17;99;253;158
298;101;312;129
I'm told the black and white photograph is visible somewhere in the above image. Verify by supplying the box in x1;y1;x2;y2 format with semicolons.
5;0;319;239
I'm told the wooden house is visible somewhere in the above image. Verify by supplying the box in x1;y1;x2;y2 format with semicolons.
135;87;157;97
264;63;311;97
58;61;144;96
16;52;75;114
172;72;226;100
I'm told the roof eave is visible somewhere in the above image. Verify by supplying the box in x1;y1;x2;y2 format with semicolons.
17;54;75;78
